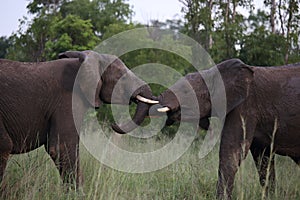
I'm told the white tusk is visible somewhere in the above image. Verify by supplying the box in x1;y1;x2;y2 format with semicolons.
136;95;159;104
157;107;170;112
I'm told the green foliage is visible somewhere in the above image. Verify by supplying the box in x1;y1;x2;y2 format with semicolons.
60;0;133;36
102;23;141;40
6;14;57;61
45;15;100;59
237;9;286;66
6;0;133;61
240;30;287;66
0;36;11;58
180;0;300;65
26;0;61;15
5;0;299;64
288;50;300;64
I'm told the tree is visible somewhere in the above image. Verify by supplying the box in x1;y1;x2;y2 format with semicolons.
264;0;276;33
282;0;299;63
0;37;11;59
60;0;133;37
6;0;134;61
180;0;214;50
26;0;62;15
215;0;253;60
239;9;287;65
239;30;287;66
45;15;100;59
180;0;254;62
264;0;300;63
6;14;58;61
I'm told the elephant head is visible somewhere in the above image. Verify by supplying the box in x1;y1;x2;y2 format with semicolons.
58;50;158;133
155;59;254;130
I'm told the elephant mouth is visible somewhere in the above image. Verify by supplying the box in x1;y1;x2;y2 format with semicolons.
100;92;158;105
128;87;159;105
156;105;202;123
111;94;159;134
156;105;211;130
133;95;159;104
155;105;180;122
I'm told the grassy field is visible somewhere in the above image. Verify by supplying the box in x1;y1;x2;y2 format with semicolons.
1;131;300;200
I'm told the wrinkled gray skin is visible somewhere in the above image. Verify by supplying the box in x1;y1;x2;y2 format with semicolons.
0;50;153;188
155;59;300;199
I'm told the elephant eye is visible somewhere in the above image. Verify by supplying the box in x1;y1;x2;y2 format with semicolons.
183;89;189;94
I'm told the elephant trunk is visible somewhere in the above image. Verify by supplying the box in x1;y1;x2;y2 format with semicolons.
111;85;155;134
111;101;150;134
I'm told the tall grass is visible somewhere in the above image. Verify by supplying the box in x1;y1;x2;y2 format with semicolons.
1;128;300;200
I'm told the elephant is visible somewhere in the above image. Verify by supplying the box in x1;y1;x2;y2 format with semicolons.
150;59;300;199
0;50;157;188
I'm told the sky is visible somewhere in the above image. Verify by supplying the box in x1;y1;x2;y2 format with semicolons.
0;0;183;36
0;0;264;37
0;1;29;36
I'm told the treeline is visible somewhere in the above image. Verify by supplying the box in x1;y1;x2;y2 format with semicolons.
180;0;300;65
0;0;299;66
0;0;133;61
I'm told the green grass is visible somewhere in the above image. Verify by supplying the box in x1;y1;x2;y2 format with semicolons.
1;131;300;200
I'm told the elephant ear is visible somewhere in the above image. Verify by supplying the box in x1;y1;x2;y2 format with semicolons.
97;54;127;74
59;51;102;107
217;59;254;114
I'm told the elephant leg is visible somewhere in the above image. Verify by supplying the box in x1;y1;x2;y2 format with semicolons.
217;145;252;200
291;156;300;166
0;123;13;187
250;143;275;193
46;97;86;189
59;142;81;187
217;111;255;200
47;129;82;189
47;121;83;189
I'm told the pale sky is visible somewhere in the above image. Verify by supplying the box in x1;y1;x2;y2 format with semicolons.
0;0;264;37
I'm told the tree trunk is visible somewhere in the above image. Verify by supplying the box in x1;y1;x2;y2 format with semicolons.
278;0;285;35
207;0;213;49
285;0;294;64
225;0;231;58
271;0;276;33
232;0;237;23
